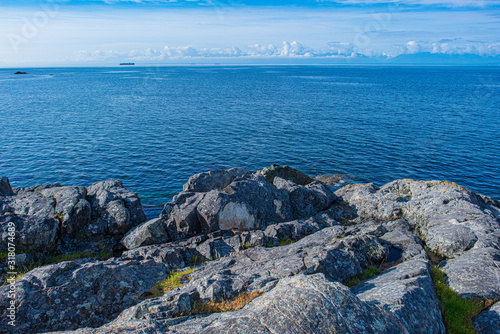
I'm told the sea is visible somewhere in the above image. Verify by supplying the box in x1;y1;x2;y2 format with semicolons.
1;65;499;217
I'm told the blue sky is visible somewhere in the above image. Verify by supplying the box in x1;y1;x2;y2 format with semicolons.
0;0;499;66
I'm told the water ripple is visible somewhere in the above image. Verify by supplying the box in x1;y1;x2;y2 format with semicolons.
0;66;499;206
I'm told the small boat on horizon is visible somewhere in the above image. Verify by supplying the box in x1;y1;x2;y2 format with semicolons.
119;62;135;66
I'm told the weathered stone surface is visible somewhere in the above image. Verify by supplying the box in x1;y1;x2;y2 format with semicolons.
425;223;477;258
153;172;336;244
273;177;336;218
183;167;251;192
263;217;323;245
0;213;59;252
0;176;13;196
121;218;171;250
257;164;315;186
0;178;147;255
0;258;170;334
53;274;406;334
112;226;388;327
335;183;403;220
163;192;206;239
196;173;294;231
4;170;500;334
336;179;500;301
86;180;147;236
379;226;425;261
7;191;56;218
40;186;91;235
443;247;500;300
353;258;446;334
474;301;500;334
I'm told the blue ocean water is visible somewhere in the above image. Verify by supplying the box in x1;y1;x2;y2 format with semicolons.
1;66;499;213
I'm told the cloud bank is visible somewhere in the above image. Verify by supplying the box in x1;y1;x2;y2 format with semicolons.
67;39;500;63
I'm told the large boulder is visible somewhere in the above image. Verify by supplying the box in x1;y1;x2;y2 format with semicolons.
85;180;146;235
0;213;59;253
126;169;336;248
273;177;336;218
257;164;315;185
52;274;406;334
0;181;60;252
0;258;170;334
474;301;500;334
336;179;500;302
353;258;446;334
121;218;171;250
183;167;251;192
443;247;500;300
40;186;91;236
0;178;147;255
195;174;294;233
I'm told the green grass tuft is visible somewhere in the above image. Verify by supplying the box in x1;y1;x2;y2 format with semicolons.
241;242;253;250
44;250;111;265
431;266;485;334
189;254;206;266
190;291;263;315
267;236;297;248
346;265;381;287
148;268;195;298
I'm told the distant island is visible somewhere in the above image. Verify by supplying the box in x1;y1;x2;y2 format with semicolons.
13;71;27;75
119;62;135;66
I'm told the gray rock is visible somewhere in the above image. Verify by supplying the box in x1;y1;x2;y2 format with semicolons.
149;169;337;244
337;179;500;302
353;258;446;334
263;217;325;245
112;227;387;327
273;177;336;218
122;242;194;270
474;301;500;334
198;174;294;231
425;223;477;258
443;247;500;300
195;236;237;260
13;182;62;194
59;274;406;334
40;186;91;235
257;164;315;186
7;191;56;218
0;176;13;196
0;213;59;252
0;258;170;334
335;183;403;220
183;167;251;192
86;180;147;236
121;218;171;250
164;192;207;238
380;228;425;261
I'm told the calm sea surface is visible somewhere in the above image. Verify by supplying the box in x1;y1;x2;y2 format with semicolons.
1;66;499;214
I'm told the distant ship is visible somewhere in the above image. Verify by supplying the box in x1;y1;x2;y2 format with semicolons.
119;62;135;66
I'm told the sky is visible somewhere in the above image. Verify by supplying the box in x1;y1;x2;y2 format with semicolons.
0;0;499;66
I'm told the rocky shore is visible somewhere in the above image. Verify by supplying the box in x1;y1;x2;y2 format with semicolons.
1;165;499;334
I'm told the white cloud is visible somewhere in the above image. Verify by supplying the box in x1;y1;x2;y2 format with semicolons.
64;39;500;63
393;39;500;57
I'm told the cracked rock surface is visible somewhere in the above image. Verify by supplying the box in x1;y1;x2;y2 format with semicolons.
0;166;499;333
